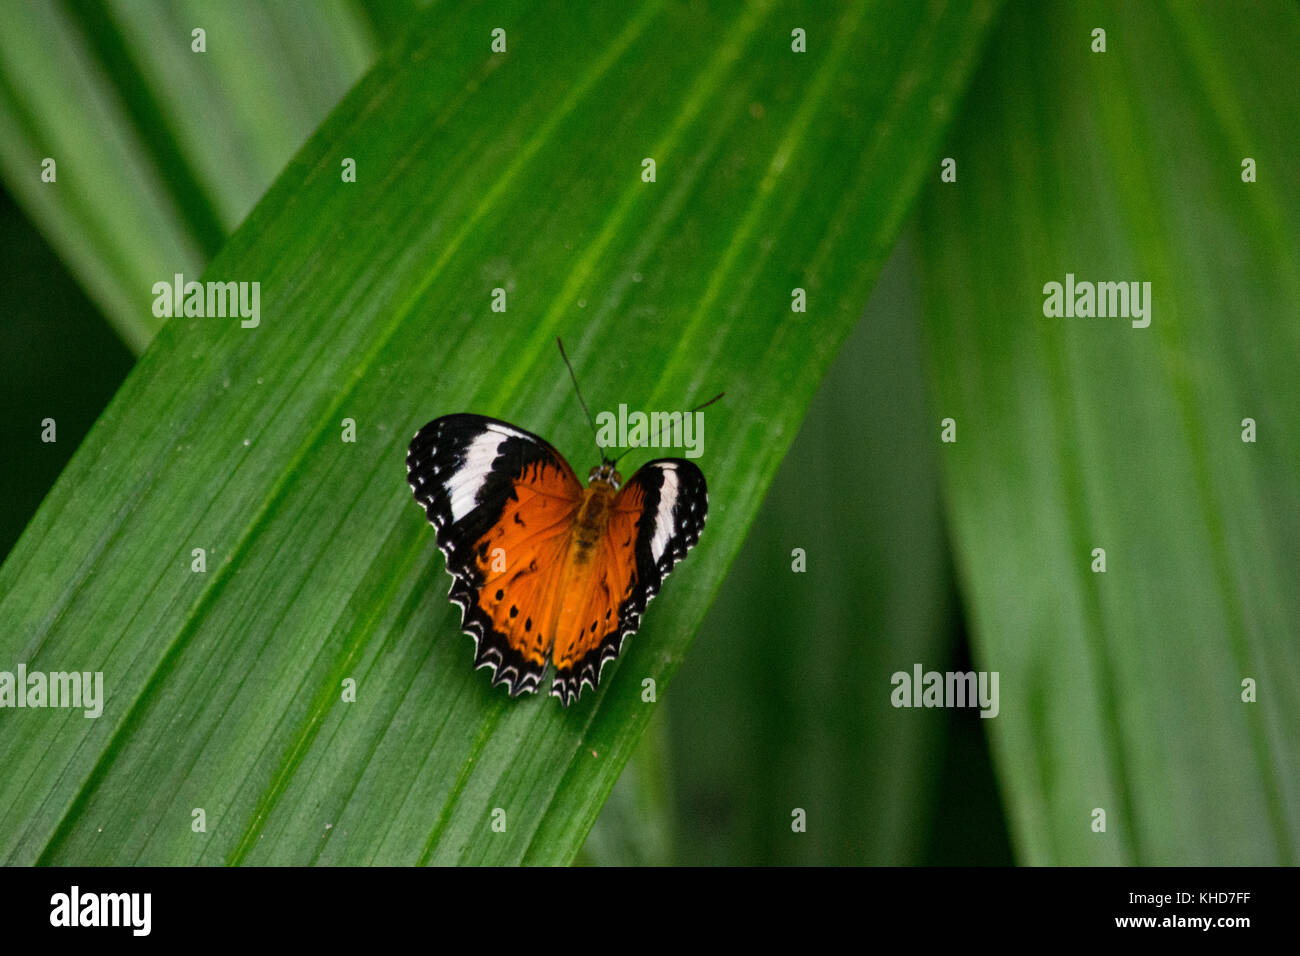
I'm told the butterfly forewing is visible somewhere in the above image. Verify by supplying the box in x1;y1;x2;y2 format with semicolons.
407;414;583;695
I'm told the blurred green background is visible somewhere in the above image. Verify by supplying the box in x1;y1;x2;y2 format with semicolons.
3;0;1296;865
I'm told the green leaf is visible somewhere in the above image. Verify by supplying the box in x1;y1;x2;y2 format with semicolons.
575;709;675;866
0;0;375;351
918;0;1299;864
0;0;1002;865
666;236;958;864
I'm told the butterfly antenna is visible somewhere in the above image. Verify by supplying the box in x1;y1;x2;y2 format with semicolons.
689;391;725;413
611;391;725;465
556;337;605;458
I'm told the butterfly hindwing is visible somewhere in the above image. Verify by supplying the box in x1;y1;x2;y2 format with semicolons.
549;459;708;706
407;414;583;695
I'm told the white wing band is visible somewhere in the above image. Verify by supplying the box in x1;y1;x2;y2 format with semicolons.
648;465;680;563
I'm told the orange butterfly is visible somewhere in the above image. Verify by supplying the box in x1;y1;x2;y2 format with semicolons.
406;340;720;706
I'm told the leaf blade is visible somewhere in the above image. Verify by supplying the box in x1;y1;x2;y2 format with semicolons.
0;0;1003;865
918;0;1299;864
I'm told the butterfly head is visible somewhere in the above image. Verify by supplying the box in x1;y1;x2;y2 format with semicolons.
588;460;622;489
556;335;721;496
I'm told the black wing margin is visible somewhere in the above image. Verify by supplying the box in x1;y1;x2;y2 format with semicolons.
406;413;577;696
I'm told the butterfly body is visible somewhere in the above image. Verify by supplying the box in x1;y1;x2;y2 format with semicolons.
407;413;707;706
570;476;618;557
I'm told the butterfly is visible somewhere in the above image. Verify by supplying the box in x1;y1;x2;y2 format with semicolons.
406;340;721;706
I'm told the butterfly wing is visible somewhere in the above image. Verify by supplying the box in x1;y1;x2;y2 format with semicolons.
549;459;708;706
407;414;583;696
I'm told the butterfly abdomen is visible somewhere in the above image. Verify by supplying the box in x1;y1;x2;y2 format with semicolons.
569;480;617;561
